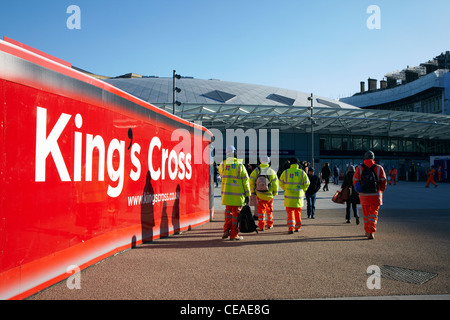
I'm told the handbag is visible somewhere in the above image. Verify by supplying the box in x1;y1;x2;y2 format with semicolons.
332;187;349;204
332;190;344;204
340;186;350;201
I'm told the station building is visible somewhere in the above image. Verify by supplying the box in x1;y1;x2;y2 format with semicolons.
340;51;450;115
101;55;450;182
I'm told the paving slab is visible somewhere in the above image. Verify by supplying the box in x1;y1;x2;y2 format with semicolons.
28;181;450;301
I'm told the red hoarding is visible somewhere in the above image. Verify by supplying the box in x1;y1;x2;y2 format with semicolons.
0;39;213;299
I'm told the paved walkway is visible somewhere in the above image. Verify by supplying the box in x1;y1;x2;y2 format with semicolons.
29;180;450;301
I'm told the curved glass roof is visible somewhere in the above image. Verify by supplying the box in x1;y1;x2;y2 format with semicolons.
104;77;450;140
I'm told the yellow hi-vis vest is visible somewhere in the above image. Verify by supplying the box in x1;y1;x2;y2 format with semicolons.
219;157;251;206
250;164;279;201
279;164;310;208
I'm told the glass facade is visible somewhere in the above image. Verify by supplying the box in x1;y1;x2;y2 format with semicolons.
317;134;450;181
358;89;444;115
319;134;450;154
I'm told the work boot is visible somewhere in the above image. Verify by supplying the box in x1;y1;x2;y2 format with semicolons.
367;233;375;240
222;229;230;240
230;236;243;241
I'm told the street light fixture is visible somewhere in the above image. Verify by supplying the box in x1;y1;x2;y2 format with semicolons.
173;70;181;114
307;93;314;168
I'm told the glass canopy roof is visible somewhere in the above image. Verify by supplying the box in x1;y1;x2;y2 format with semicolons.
104;77;450;140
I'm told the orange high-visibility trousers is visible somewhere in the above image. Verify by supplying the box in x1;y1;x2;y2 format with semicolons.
426;176;437;187
286;207;302;231
389;175;397;185
362;205;379;234
257;198;274;230
224;205;242;239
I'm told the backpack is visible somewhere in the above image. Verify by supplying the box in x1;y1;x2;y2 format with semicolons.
255;168;271;192
360;164;378;193
239;205;259;234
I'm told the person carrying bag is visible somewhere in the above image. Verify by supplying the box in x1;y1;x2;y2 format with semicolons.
341;166;360;224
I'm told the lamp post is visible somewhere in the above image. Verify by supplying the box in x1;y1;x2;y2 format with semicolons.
308;93;315;168
173;70;181;114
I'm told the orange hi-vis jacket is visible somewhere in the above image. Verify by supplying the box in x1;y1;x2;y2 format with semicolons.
353;160;387;206
388;168;397;178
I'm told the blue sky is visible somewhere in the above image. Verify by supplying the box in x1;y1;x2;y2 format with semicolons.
1;0;450;99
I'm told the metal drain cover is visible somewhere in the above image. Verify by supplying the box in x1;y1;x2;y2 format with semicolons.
380;265;438;285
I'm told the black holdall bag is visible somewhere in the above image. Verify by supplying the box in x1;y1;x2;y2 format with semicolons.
239;205;259;234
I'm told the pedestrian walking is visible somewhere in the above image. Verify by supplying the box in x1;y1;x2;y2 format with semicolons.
333;165;340;185
280;158;310;234
353;151;387;240
388;166;397;185
426;165;438;188
341;166;360;224
213;162;219;187
305;168;321;219
278;159;291;178
408;162;416;181
301;161;309;173
249;156;279;231
219;145;251;241
321;163;331;191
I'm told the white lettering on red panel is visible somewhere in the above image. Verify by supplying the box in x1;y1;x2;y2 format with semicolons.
35;107;193;198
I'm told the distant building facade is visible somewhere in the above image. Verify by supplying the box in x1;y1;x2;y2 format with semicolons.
340;52;450;116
